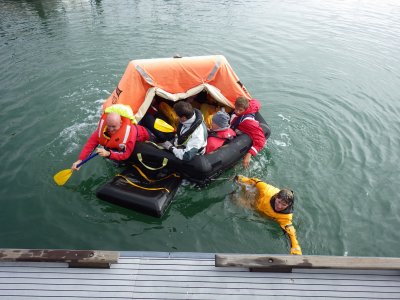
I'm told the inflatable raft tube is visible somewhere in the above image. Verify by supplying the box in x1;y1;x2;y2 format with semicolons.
129;112;271;185
96;166;182;217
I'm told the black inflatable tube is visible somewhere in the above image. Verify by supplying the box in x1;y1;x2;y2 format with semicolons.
96;169;182;217
129;112;271;185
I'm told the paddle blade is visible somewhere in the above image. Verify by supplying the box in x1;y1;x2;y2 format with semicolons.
154;118;175;133
53;169;73;186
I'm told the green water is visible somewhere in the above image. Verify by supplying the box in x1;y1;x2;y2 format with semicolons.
1;0;399;257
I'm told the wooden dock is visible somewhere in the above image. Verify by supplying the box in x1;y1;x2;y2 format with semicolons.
0;249;399;299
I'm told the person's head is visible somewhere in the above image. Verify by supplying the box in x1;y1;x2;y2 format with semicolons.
174;101;194;122
106;112;122;135
273;189;294;212
234;96;249;115
211;111;230;130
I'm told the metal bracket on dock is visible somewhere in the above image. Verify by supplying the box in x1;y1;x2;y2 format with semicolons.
0;249;119;269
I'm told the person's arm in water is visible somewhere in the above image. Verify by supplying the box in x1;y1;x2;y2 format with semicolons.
274;211;302;255
235;175;277;196
282;223;302;255
238;120;266;169
71;130;99;170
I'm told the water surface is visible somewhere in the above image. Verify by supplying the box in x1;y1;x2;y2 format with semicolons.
1;0;399;257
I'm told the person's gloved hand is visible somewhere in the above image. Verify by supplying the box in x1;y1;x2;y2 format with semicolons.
290;247;302;255
160;141;173;150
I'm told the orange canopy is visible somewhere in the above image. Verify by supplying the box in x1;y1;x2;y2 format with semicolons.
102;55;251;121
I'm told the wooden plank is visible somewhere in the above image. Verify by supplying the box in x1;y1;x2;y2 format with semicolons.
1;283;135;292
130;280;400;291
1;252;400;299
0;290;132;298
2;262;399;279
1;275;399;289
0;298;132;300
117;257;215;269
215;254;400;271
4;260;398;282
0;277;135;286
0;249;119;268
294;268;400;276
1;270;398;286
104;268;400;281
130;286;400;299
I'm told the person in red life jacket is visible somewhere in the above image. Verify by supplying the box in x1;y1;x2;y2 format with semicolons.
230;96;266;169
71;110;150;170
205;111;236;154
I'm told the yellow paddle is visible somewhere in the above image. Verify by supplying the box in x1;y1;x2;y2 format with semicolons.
154;118;175;133
53;152;99;186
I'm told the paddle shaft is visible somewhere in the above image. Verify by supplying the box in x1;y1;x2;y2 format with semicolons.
77;152;99;168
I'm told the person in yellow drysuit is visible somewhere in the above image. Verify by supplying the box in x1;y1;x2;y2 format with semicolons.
234;175;302;255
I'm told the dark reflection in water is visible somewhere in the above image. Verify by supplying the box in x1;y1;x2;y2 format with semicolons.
90;0;103;16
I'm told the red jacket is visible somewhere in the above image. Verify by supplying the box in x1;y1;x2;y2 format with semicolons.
230;98;266;156
205;128;236;154
78;125;149;161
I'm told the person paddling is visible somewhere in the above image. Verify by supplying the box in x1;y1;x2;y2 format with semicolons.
71;105;150;170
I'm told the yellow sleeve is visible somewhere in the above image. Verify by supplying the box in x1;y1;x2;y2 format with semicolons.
283;224;302;255
236;175;262;186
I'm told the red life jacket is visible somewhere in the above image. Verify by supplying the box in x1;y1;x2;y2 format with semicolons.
206;128;236;154
97;113;133;150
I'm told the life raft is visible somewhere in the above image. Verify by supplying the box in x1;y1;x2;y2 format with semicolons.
95;55;271;217
96;112;270;217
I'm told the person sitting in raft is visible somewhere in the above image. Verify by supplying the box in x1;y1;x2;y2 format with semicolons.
71;105;151;170
230;96;266;169
205;111;236;154
160;101;207;161
234;175;302;255
139;98;175;143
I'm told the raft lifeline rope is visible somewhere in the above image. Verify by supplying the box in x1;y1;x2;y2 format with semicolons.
115;164;181;193
130;164;180;183
115;174;170;193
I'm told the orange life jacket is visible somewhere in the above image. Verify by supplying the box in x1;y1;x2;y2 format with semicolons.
97;113;133;150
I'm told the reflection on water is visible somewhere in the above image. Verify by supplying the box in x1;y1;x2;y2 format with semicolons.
0;0;399;257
